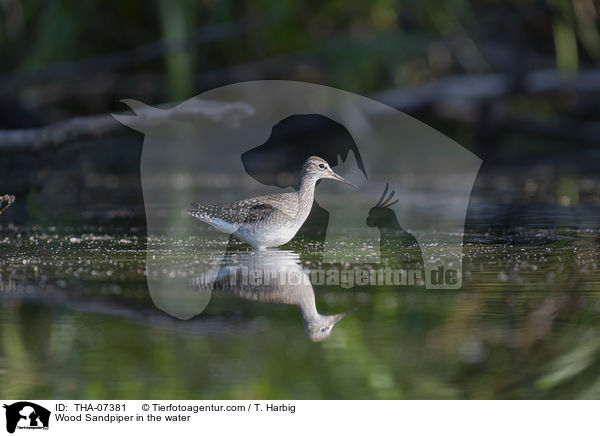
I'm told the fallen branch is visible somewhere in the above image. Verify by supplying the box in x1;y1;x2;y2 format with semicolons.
0;100;254;151
1;67;600;151
373;68;600;111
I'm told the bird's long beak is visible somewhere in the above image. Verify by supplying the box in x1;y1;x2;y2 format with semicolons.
332;307;358;323
327;171;357;188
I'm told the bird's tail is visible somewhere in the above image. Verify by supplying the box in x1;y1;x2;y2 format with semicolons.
186;202;236;234
186;202;209;219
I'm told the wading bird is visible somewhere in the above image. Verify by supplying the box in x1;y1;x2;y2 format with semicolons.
187;156;355;249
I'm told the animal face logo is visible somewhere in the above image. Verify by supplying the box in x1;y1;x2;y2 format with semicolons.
3;402;50;434
114;80;481;319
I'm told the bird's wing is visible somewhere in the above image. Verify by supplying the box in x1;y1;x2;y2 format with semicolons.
231;194;297;222
242;203;276;223
187;193;297;228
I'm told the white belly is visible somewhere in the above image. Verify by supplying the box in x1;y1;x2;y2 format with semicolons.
234;223;300;249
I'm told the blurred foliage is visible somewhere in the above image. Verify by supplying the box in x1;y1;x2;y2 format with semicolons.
0;0;598;111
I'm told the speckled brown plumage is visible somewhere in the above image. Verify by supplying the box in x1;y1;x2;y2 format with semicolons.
187;156;354;249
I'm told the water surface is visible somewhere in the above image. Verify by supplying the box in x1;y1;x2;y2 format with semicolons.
1;196;600;399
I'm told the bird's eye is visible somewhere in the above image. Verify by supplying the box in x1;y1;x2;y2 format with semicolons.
318;163;325;169
320;327;327;332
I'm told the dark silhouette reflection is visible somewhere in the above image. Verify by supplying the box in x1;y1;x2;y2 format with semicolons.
239;114;367;250
367;184;425;274
198;250;355;341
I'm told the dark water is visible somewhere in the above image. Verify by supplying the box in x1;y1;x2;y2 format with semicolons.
1;196;600;399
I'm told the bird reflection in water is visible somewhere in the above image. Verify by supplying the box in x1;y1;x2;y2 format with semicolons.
193;250;355;342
